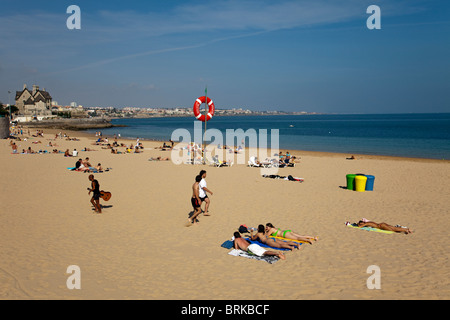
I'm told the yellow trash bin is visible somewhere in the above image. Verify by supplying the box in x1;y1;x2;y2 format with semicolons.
355;175;367;192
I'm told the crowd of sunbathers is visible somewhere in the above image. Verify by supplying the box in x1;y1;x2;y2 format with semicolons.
248;151;300;168
93;135;145;154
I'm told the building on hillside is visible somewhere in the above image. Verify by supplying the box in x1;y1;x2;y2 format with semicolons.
15;84;53;117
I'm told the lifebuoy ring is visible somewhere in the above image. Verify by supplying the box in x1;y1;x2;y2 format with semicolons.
193;96;215;122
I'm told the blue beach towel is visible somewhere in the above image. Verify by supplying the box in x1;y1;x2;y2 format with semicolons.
220;238;300;251
244;238;294;251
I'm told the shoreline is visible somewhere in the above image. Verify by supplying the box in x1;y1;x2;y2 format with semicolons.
19;125;450;164
1;123;449;300
14;114;450;162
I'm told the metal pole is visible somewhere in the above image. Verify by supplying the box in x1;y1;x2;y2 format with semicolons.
8;91;11;121
203;86;207;164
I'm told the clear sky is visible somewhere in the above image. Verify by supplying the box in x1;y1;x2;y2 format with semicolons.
0;0;449;113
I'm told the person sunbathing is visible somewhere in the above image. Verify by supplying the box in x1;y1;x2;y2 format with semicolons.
96;163;103;172
149;156;170;161
82;157;92;168
250;225;300;250
356;220;413;234
75;159;91;172
265;223;318;244
233;232;285;260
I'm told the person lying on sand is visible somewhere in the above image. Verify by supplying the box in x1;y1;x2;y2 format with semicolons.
265;223;318;244
234;232;285;260
356;220;413;234
149;156;170;161
250;225;300;250
155;142;172;150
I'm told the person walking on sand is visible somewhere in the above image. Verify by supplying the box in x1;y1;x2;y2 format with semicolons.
88;174;102;213
234;232;285;260
187;175;202;226
198;170;213;216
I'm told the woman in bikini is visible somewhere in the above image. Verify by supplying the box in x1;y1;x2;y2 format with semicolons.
357;220;413;234
250;225;301;250
265;223;318;244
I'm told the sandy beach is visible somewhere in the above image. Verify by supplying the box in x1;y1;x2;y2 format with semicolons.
0;127;449;300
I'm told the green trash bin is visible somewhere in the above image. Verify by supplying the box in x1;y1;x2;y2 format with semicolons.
346;174;356;190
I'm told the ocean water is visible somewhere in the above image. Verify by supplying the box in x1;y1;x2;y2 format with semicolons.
87;113;450;160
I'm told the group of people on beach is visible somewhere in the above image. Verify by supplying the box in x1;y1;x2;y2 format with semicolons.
73;157;106;173
232;223;319;260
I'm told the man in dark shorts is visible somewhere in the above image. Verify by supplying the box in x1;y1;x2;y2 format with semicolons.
88;174;102;213
187;175;202;225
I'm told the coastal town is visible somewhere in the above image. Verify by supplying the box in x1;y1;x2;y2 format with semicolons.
1;83;315;123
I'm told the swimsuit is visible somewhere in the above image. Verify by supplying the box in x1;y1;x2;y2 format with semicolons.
270;229;279;237
191;197;200;209
282;230;292;238
271;228;291;238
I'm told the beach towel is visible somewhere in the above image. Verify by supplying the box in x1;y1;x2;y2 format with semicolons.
269;236;309;244
228;249;279;264
221;237;297;252
346;223;395;234
67;167;97;172
244;237;294;251
262;174;303;182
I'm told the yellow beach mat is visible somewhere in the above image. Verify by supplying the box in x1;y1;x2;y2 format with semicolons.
346;224;395;234
269;236;312;244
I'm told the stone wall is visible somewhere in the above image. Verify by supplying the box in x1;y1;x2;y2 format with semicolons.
0;116;10;139
19;118;116;131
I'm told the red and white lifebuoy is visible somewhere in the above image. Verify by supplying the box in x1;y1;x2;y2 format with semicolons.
193;96;215;122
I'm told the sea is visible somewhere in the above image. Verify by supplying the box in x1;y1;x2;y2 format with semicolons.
87;113;450;160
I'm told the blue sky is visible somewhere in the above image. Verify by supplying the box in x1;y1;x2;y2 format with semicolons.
0;0;449;113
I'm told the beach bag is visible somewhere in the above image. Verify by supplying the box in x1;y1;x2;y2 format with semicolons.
238;225;249;233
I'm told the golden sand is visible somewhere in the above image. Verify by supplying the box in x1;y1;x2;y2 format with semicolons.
0;127;449;300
